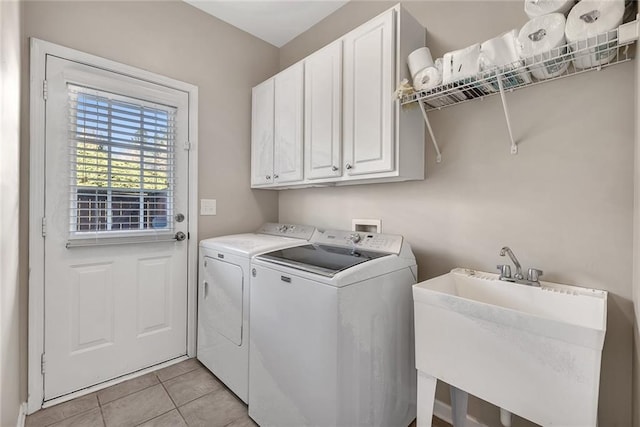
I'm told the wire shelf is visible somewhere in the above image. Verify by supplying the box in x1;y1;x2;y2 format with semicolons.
401;26;635;112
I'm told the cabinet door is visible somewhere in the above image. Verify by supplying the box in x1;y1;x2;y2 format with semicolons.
273;63;304;184
251;79;275;186
343;9;396;176
304;41;343;180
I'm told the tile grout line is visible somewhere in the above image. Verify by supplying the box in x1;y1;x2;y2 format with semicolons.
40;404;100;427
132;408;178;427
98;373;161;408
98;404;106;427
158;371;191;426
157;361;201;383
157;377;190;426
128;374;176;427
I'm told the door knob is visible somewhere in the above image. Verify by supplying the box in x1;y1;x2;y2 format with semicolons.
175;231;187;241
175;213;185;222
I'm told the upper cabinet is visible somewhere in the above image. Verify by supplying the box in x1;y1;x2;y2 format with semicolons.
251;63;304;187
251;79;274;187
273;63;304;184
304;41;343;180
251;4;425;189
343;9;395;177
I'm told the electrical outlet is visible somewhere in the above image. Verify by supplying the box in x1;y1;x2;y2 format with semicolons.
200;199;217;216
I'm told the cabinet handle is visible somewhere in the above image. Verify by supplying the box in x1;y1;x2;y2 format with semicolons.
265;175;271;180
345;163;353;170
331;165;338;172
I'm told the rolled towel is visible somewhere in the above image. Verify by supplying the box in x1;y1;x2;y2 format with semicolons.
565;0;625;69
525;0;575;19
518;13;570;79
442;43;481;85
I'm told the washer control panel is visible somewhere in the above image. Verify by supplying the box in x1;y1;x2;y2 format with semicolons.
311;229;403;254
258;223;316;240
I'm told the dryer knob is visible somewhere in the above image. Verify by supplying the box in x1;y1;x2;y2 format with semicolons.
252;268;257;277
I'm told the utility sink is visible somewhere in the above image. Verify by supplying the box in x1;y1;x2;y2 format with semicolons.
413;268;607;427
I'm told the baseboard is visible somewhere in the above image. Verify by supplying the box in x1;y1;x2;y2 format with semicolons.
16;402;27;427
433;398;488;427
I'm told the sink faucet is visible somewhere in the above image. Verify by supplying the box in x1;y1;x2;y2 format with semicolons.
499;246;523;279
497;246;543;286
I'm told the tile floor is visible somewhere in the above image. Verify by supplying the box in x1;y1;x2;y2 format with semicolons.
26;358;452;427
26;359;254;427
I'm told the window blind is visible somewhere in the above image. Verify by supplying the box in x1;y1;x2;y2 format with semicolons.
68;84;177;240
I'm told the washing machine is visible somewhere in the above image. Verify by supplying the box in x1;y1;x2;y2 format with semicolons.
248;228;418;427
197;223;315;403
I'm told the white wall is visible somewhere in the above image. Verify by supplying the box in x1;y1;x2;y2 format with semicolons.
279;2;635;426
1;0;23;425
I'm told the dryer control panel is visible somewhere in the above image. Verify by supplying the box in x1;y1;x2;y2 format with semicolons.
311;229;403;254
258;223;316;240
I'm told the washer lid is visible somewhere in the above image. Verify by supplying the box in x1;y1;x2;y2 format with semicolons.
256;244;389;277
200;233;307;257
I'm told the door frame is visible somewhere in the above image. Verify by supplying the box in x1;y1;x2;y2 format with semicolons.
28;38;199;414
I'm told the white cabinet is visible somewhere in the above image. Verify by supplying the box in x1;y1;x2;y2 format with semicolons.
251;63;304;187
343;9;395;176
274;63;304;184
251;4;425;189
304;41;343;180
251;79;275;186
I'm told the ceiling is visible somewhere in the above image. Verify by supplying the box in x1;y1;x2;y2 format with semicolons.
184;1;350;48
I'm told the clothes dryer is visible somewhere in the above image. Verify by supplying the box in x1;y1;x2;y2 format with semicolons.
197;223;315;403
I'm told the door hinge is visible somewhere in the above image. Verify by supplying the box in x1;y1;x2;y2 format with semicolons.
42;80;48;101
40;353;46;374
184;141;191;151
41;217;47;237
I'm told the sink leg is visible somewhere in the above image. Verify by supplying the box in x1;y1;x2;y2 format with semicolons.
416;371;436;427
450;386;469;427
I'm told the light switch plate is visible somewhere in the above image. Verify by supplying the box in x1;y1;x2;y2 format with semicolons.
200;199;217;216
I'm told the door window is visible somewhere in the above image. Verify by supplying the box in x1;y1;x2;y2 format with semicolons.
69;84;176;239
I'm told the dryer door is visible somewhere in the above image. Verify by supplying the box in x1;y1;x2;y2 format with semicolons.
202;256;243;345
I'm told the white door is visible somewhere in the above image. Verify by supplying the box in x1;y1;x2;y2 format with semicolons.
43;55;189;399
273;63;304;184
343;9;396;176
304;41;343;180
251;79;275;186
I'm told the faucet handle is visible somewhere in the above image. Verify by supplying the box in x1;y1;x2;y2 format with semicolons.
527;268;543;282
497;264;511;279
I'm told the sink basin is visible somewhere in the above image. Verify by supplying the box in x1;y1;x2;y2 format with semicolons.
413;268;607;427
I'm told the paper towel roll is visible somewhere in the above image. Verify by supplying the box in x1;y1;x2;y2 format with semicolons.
519;13;570;79
479;29;532;89
413;66;442;91
565;0;625;69
525;0;575;19
407;47;435;80
442;44;481;85
480;29;519;69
